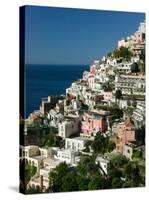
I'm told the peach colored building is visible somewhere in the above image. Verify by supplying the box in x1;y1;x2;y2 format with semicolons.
115;119;135;153
81;110;111;137
103;91;113;102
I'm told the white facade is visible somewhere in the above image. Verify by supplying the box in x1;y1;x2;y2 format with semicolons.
54;148;79;165
123;144;133;160
119;99;128;109
115;75;145;95
20;146;50;171
132;102;145;123
116;62;132;74
58;116;80;138
95;156;109;175
82;71;89;81
106;58;117;66
88;75;95;90
65;137;92;151
47;109;64;128
29;157;62;191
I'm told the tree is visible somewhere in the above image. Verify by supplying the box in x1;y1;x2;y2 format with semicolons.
107;140;116;152
81;102;89;111
135;126;145;145
77;175;90;191
113;47;132;61
62;171;78;192
111;177;124;188
25;186;41;194
139;62;145;73
49;162;70;192
88;172;106;190
103;82;113;92
25;163;37;185
110;154;128;168
91;134;109;154
131;62;140;73
140;48;145;63
19;161;37;192
84;140;93;152
132;149;143;159
77;155;98;176
107;52;112;57
123;161;142;186
115;90;122;101
44;134;64;148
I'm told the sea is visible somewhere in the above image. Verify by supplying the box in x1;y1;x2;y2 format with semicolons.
25;64;89;118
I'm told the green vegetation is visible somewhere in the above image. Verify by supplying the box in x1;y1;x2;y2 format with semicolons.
25;186;41;194
135;126;145;145
84;134;116;154
44;133;64;148
123;161;143;187
48;153;145;192
132;149;143;159
103;82;113;92
140;48;145;63
49;156;106;192
131;62;140;73
91;134;115;154
81;102;89;111
113;47;132;61
95;104;123;121
107;140;116;152
139;62;145;73
84;140;93;152
107;52;112;57
25;163;37;184
115;89;122;100
49;162;73;192
20;160;37;191
107;154;144;188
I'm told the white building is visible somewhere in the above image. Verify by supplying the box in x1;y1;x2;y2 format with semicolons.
132;101;145;124
20;146;51;172
119;99;128;109
58;115;80;138
115;74;145;95
47;109;64;128
123;144;133;160
95;156;109;175
29;157;62;191
106;58;117;66
54;148;80;165
116;62;132;74
65;136;93;152
117;22;145;57
82;71;89;81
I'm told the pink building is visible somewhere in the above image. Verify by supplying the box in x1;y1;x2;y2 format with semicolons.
81;110;111;137
115;119;135;153
90;64;96;75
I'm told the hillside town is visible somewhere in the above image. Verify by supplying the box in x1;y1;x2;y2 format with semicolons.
20;21;145;193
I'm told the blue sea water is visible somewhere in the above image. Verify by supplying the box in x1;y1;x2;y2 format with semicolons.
25;64;89;117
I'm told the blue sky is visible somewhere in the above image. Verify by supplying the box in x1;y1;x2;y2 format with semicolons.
25;6;145;65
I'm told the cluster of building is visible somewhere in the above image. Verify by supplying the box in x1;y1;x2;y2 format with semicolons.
118;21;145;57
21;22;145;192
